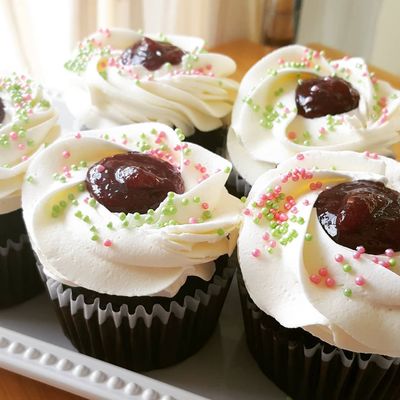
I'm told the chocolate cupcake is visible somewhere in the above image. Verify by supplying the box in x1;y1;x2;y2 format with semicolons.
237;150;400;399
63;28;238;153
0;73;60;307
22;123;242;371
227;45;400;196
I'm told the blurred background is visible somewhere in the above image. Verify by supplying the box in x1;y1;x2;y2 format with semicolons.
1;0;398;86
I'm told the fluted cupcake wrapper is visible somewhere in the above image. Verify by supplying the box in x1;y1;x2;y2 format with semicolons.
0;210;43;308
38;255;235;372
237;271;400;400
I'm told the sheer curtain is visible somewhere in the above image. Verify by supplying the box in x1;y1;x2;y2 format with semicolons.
0;0;265;87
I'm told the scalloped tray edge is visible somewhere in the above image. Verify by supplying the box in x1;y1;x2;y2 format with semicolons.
0;326;207;400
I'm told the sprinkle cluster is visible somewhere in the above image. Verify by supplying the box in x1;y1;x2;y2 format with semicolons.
246;155;399;299
45;127;231;247
65;29;217;83
0;74;51;167
241;46;396;144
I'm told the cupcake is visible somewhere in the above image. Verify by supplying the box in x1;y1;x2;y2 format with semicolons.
63;28;238;152
238;149;400;399
227;45;400;195
22;123;242;371
0;73;59;307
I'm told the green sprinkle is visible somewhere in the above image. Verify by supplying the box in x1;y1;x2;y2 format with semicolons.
59;200;67;208
72;199;79;206
193;196;200;203
74;210;83;219
90;226;97;232
78;183;85;192
68;193;75;201
343;264;352;273
343;288;352;297
71;164;78;171
133;212;141;220
145;216;154;224
305;233;312;241
216;228;225;236
79;160;87;168
181;198;189;206
224;166;231;174
183;148;191;156
26;175;34;183
267;247;273;254
240;196;247;203
83;215;91;224
88;198;97;207
147;209;155;215
202;210;212;219
91;234;99;241
253;217;260;224
122;220;129;227
389;258;396;267
119;212;126;221
168;192;175;199
107;222;113;229
297;217;305;225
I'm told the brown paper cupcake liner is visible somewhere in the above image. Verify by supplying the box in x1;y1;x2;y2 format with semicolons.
39;254;236;372
237;271;400;400
0;210;43;308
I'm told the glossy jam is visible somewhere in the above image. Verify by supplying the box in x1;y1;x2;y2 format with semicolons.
315;180;400;254
295;76;360;118
120;37;185;71
86;152;185;214
0;98;5;123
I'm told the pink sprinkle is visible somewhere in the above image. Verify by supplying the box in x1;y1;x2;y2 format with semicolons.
269;240;277;248
200;166;207;173
9;132;18;141
310;274;321;284
75;132;82;139
372;256;379;264
303;199;310;206
18;144;25;150
278;58;285;65
355;276;366;286
325;277;336;288
296;153;305;161
62;151;71;159
65;172;72;178
318;267;328;277
356;246;366;254
189;217;197;224
335;254;344;263
21;155;28;161
252;248;261;258
174;145;181;151
353;252;361;260
379;260;390;268
385;248;394;257
201;202;209;210
319;127;326;134
309;182;316;190
262;232;270;241
183;159;190;166
279;213;288;222
243;208;252;216
291;207;298;214
103;239;113;247
97;165;105;173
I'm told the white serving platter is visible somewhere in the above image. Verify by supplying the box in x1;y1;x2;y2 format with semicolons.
0;276;286;400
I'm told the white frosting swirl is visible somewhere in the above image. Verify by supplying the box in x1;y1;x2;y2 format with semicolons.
22;123;242;297
239;150;400;357
229;45;400;185
0;73;59;214
63;28;238;134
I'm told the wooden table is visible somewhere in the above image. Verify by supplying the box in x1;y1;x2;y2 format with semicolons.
1;39;399;400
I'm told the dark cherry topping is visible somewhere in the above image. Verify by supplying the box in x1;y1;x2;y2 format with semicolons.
86;152;185;214
315;180;400;254
295;76;360;118
120;37;185;71
0;98;5;123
